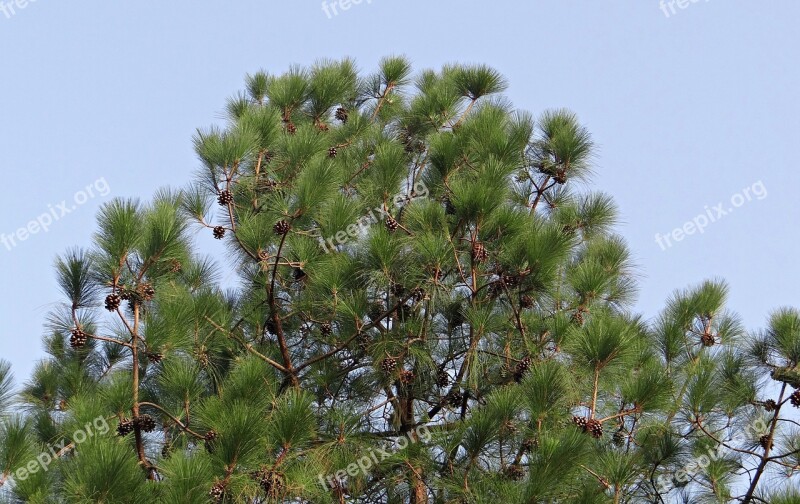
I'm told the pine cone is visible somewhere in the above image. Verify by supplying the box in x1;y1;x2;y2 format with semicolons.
399;370;415;385
390;283;406;297
554;169;567;184
411;287;426;302
147;352;163;363
586;418;603;438
521;438;538;452
380;357;397;374
472;242;488;263
513;356;532;382
335;107;348;123
701;332;715;347
519;294;534;309
217;190;233;206
134;414;156;433
104;294;122;311
385;215;399;232
791;389;800;408
213;226;226;240
273;220;291;235
572;416;588;429
447;390;464;407
759;435;773;451
69;328;87;349
613;430;626;446
209;482;226;502
140;283;155;301
116;418;134;437
436;369;450;388
254;468;286;497
320;322;333;337
443;197;456;215
328;146;337;158
285;122;297;134
764;399;777;412
504;464;525;481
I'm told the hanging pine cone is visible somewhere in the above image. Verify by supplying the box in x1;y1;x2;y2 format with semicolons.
317;122;329;132
390;283;405;297
213;226;226;239
147;352;163;363
585;418;603;438
411;287;426;302
519;294;534;309
328;146;337;158
513;356;532;382
759;435;773;451
701;332;715;347
204;429;218;454
380;357;397;374
554;168;567;184
140;283;155;301
399;370;415;385
504;464;525;481
104;294;121;311
572;416;588;429
335;107;348;123
791;389;800;407
436;369;450;387
447;390;465;407
169;259;182;273
273;220;291;235
613;430;626;446
209;482;226;503
472;242;488;263
521;438;538;452
368;302;385;321
117;417;134;437
357;332;371;350
764;399;777;412
217;189;233;206
285;122;297;134
254;468;286;498
69;328;87;349
443;197;456;215
385;215;399;232
134;414;156;433
320;322;333;336
502;274;520;287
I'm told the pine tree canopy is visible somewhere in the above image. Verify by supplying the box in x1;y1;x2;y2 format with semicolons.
1;57;799;503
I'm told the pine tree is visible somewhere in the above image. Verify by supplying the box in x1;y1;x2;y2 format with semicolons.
0;58;798;503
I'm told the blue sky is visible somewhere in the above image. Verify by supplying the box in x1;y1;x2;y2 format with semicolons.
0;1;798;383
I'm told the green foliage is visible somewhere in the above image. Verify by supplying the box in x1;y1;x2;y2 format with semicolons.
1;58;797;504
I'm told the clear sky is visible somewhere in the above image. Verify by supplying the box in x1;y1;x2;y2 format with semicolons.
0;1;798;383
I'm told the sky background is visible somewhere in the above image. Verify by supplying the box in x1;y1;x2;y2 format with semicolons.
0;1;798;385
